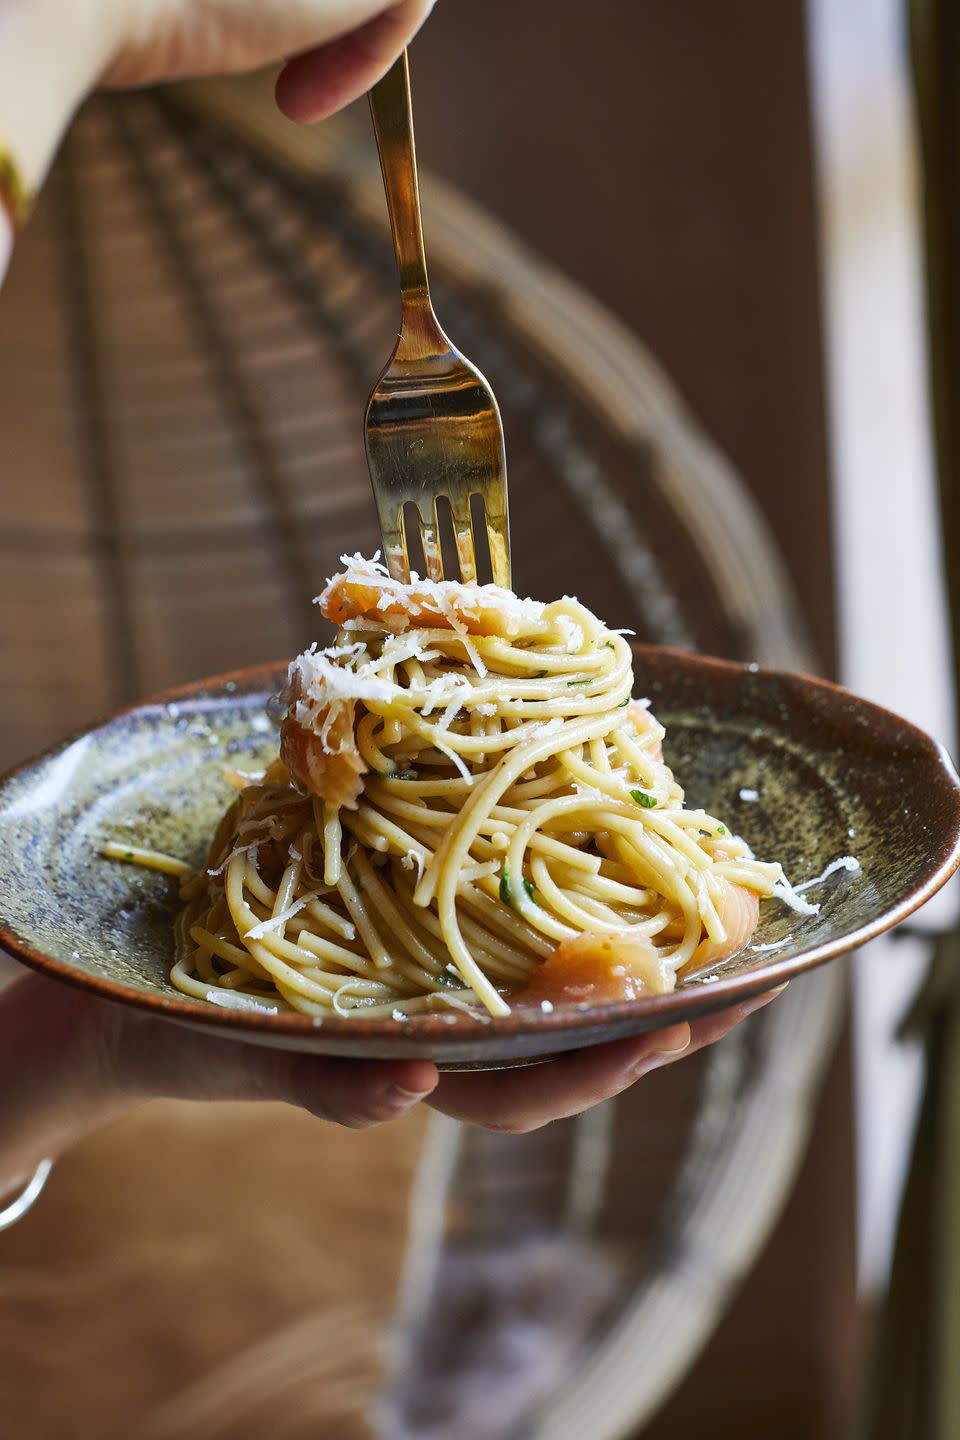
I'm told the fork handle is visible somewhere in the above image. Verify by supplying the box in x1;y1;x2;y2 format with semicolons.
369;51;432;312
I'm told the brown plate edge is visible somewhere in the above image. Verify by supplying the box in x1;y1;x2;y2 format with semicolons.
0;649;958;1055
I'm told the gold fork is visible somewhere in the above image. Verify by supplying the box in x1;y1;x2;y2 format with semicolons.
365;51;511;588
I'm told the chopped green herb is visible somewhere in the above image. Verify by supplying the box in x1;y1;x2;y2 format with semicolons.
499;869;537;907
605;640;616;650
393;769;417;781
617;697;630;707
630;789;657;808
432;970;454;988
717;824;727;835
567;678;591;687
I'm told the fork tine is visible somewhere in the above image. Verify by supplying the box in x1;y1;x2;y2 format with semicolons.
488;527;510;589
480;497;511;589
376;500;410;583
449;499;477;584
419;504;444;582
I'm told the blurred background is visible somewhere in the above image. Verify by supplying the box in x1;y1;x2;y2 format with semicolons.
0;1;954;1436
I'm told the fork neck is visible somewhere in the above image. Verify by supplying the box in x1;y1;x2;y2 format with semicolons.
396;295;448;361
369;52;435;321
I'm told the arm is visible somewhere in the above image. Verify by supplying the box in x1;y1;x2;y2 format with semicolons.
0;0;114;285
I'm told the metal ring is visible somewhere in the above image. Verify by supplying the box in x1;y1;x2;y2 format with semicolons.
0;1159;53;1233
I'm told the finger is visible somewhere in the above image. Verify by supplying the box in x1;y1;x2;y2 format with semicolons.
275;0;435;122
106;1006;439;1129
683;983;786;1050
429;987;787;1134
428;1022;692;1134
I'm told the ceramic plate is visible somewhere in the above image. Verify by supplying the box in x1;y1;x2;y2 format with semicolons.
0;647;957;1066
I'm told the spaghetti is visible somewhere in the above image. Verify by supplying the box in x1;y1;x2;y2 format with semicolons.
168;556;801;1020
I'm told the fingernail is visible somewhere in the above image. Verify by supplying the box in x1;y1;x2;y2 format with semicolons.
387;1084;433;1107
629;1023;691;1078
739;983;788;1018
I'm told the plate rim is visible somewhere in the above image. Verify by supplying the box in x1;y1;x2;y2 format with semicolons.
1;646;958;1048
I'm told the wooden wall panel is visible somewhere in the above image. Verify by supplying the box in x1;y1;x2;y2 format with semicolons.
408;0;836;670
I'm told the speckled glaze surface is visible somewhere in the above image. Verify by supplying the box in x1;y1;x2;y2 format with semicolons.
1;646;958;1066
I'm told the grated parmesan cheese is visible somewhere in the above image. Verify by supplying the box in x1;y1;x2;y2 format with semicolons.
400;850;426;884
207;841;260;879
245;891;324;940
769;855;860;917
794;855;860;892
